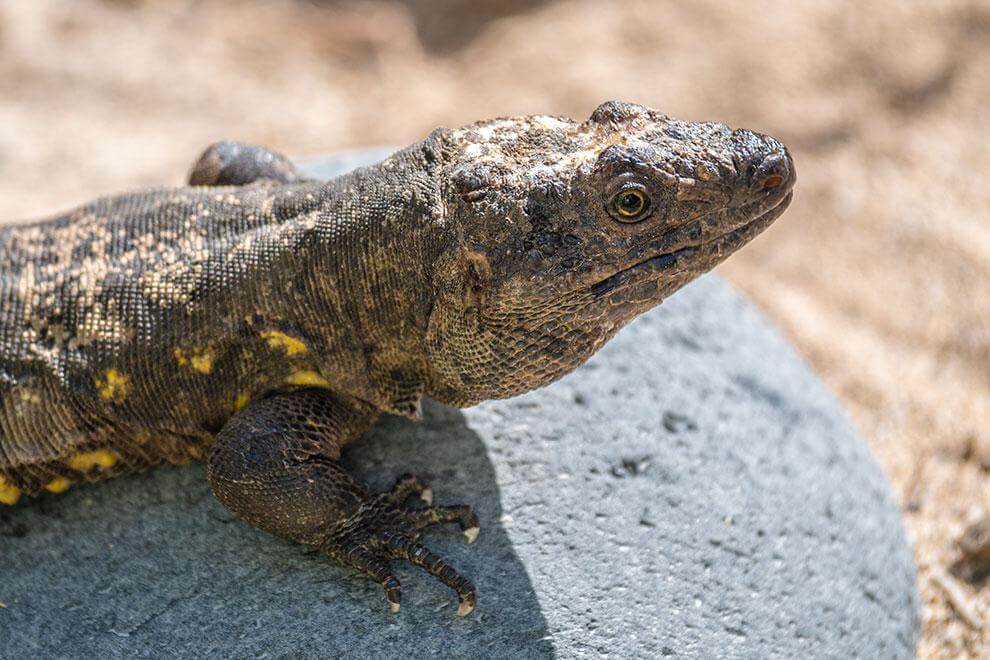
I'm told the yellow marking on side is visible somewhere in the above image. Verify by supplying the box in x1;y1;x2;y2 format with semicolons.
174;346;215;374
0;477;21;505
68;450;118;472
261;330;308;356
96;369;131;403
284;370;330;388
233;392;251;412
44;477;72;494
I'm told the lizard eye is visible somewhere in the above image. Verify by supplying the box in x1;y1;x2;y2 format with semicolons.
609;186;651;223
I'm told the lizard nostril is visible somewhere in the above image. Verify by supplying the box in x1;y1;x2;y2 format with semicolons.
760;174;785;191
751;151;791;195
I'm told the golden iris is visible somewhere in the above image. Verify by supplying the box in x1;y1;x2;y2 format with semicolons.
612;188;649;221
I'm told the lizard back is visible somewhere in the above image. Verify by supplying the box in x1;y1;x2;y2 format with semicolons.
0;180;332;500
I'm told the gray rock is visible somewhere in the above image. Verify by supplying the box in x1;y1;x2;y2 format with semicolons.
0;152;918;659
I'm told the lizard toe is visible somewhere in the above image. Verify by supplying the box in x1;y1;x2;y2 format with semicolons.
407;504;480;544
379;531;477;617
320;486;478;615
389;472;433;506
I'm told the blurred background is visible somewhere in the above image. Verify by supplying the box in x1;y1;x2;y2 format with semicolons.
0;0;987;655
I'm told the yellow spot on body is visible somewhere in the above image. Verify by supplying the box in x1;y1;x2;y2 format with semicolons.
96;369;131;403
0;477;21;505
44;477;72;494
285;370;330;388
68;450;118;472
190;352;214;373
261;330;308;356
174;346;215;374
233;392;251;412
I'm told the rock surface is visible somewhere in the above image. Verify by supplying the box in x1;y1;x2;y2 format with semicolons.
0;152;918;658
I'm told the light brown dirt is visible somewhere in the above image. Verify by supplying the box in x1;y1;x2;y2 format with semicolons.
0;0;987;655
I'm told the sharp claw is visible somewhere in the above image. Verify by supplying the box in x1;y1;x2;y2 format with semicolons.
463;526;480;544
420;487;433;505
383;576;402;614
456;598;476;617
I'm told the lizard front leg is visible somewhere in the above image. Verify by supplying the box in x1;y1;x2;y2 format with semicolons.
206;387;479;616
188;141;305;186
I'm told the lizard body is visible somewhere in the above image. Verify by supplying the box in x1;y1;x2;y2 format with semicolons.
0;102;794;615
0;149;439;493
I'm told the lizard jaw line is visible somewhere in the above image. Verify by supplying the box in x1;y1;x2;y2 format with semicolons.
590;191;792;297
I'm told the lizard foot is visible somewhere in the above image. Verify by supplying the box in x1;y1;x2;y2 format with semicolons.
208;390;480;616
322;475;480;616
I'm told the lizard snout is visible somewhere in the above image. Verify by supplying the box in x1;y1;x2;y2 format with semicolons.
728;130;796;205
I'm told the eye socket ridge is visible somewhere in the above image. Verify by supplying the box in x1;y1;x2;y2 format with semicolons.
607;182;653;223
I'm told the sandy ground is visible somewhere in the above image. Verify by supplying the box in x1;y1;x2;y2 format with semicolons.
0;0;987;655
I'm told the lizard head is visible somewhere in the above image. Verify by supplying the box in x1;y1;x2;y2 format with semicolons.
425;100;795;406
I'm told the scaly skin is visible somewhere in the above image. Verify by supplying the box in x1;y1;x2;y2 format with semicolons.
0;101;795;615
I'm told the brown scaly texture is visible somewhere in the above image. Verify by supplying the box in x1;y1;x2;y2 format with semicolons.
0;101;794;615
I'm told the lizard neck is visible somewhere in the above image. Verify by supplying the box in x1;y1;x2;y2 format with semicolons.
276;140;449;417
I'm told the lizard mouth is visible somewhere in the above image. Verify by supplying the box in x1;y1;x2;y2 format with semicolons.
590;191;792;297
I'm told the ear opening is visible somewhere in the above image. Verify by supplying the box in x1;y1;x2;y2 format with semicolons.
460;248;492;314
